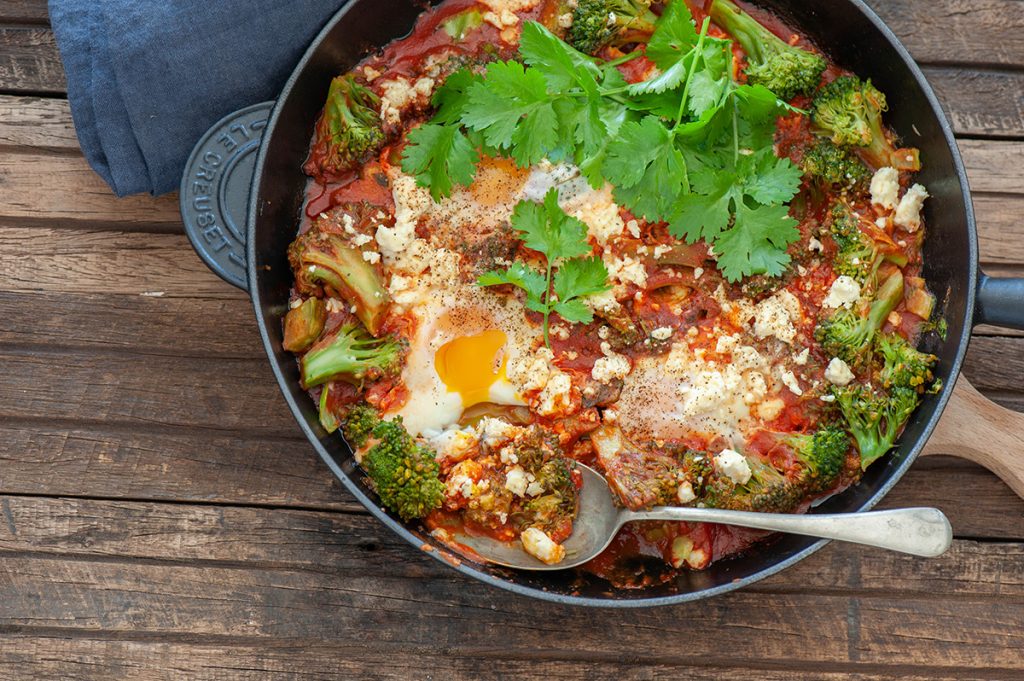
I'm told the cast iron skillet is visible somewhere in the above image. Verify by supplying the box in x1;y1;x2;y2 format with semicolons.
180;0;1024;606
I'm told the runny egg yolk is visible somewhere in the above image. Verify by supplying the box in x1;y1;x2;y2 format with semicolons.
435;330;509;409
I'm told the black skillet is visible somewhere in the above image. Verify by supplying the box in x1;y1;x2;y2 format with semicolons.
180;0;1024;606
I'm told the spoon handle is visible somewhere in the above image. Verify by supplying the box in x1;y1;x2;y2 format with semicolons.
627;507;952;557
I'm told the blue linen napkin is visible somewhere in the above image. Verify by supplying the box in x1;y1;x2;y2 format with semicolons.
49;0;348;197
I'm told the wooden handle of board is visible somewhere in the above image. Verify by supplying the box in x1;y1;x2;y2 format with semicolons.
922;377;1024;499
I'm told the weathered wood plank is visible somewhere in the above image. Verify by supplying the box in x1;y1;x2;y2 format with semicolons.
0;637;1001;681
0;156;181;227
0;291;260;358
0;227;242;297
0;346;300;435
0;96;79;150
0;495;1019;583
0;544;1021;669
869;0;1024;69
0;26;62;93
963;336;1024;396
0;0;48;25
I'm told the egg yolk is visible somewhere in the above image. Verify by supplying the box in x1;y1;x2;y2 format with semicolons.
435;330;509;409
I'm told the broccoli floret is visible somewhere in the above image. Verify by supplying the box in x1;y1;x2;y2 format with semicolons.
811;75;920;171
703;457;802;513
363;417;444;521
567;0;658;55
288;230;391;335
829;203;909;285
342;403;381;449
282;298;328;353
301;323;402;388
783;426;850;494
833;384;919;470
877;332;937;393
709;0;826;101
815;270;904;365
305;74;385;181
802;140;870;190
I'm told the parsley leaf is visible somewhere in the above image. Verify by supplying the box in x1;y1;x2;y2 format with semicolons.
478;189;610;345
401;123;478;201
644;0;699;69
714;203;800;281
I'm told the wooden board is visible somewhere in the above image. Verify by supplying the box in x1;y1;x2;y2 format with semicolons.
1;0;1023;678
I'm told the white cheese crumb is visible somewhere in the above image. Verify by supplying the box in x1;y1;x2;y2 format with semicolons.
653;244;673;259
362;251;381;264
288;298;303;310
779;368;803;396
824;357;856;387
677;481;697;504
870;167;900;210
714;449;752;485
626;219;641;239
894;183;929;232
521;527;565;565
504;466;529;497
693;267;704;280
651;327;673;341
752;290;801;345
823;275;862;310
507;347;555;393
808;237;824;253
820;394;837;403
793;348;810;366
592;353;631;383
537;371;572;416
350;233;373;247
325;298;345;313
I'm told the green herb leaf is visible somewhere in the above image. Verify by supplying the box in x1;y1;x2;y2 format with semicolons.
513;188;591;261
644;0;699;70
400;123;478;201
714;203;800;282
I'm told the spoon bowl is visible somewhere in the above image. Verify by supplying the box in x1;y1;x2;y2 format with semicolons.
448;464;953;571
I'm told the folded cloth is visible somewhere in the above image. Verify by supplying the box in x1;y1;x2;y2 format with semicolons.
49;0;348;197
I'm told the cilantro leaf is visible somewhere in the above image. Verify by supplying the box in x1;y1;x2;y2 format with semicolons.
605;116;687;221
511;188;591;261
479;192;609;345
645;0;699;70
742;149;803;206
714;203;800;282
462;61;559;166
519;21;600;95
401;123;478;201
554;255;611;303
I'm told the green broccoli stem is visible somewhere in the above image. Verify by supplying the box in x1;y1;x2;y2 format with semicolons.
866;270;905;334
299;234;391;335
301;324;400;388
709;0;779;64
318;385;340;434
282;297;327;353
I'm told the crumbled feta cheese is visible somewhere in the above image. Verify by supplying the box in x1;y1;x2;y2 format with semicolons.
507;347;555;393
894;183;929;232
587;289;621;316
793;348;810;365
521;527;565;565
362;251;381;264
820;394;837;403
653;244;673;259
824;357;856;387
870;167;900;210
606;254;648;288
479;417;518;448
592;353;631;383
325;298;345;313
557;11;573;28
378;76;435;125
693;267;704;280
626;219;641;239
341;213;356;234
677;481;697;504
808;237;824;252
537;371;572;415
714;449;752;485
289;298;303;310
823;275;862;309
525;480;545;497
350;232;373;247
779;368;803;396
504;466;529;497
549;324;570;341
651;327;673;341
752;290;801;345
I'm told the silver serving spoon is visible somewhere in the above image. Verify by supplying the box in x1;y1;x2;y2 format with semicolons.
449;463;953;570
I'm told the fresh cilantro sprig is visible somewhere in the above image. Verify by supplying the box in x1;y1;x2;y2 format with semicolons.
401;2;806;282
478;188;610;346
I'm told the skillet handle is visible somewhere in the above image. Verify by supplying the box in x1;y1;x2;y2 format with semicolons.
922;377;1024;500
179;102;276;292
975;272;1024;330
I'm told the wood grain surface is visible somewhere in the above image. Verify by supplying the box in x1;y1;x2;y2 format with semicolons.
1;0;1023;679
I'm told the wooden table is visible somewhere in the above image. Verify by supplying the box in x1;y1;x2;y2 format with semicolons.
2;1;1024;678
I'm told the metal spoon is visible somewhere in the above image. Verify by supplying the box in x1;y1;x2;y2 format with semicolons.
449;463;953;570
